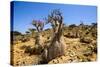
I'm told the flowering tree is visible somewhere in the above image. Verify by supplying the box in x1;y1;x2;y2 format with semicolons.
45;9;63;33
32;20;44;32
42;9;66;62
31;19;44;54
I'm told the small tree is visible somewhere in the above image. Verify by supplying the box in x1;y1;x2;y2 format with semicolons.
31;19;44;54
69;24;76;28
91;22;97;27
25;31;30;34
69;24;77;30
42;9;66;62
11;31;22;36
28;28;36;37
28;28;36;33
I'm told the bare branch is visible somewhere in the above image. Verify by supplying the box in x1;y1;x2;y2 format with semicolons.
32;19;44;32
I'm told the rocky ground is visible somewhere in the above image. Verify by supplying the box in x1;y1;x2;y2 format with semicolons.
11;25;97;66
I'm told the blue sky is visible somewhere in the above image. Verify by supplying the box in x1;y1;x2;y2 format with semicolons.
11;1;97;34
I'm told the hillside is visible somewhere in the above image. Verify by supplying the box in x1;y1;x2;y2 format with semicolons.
11;23;97;66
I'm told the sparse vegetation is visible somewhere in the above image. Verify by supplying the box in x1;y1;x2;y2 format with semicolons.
11;9;97;66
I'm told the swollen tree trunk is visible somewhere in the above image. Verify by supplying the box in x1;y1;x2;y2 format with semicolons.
47;40;66;62
34;32;43;54
42;9;66;62
42;22;66;62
